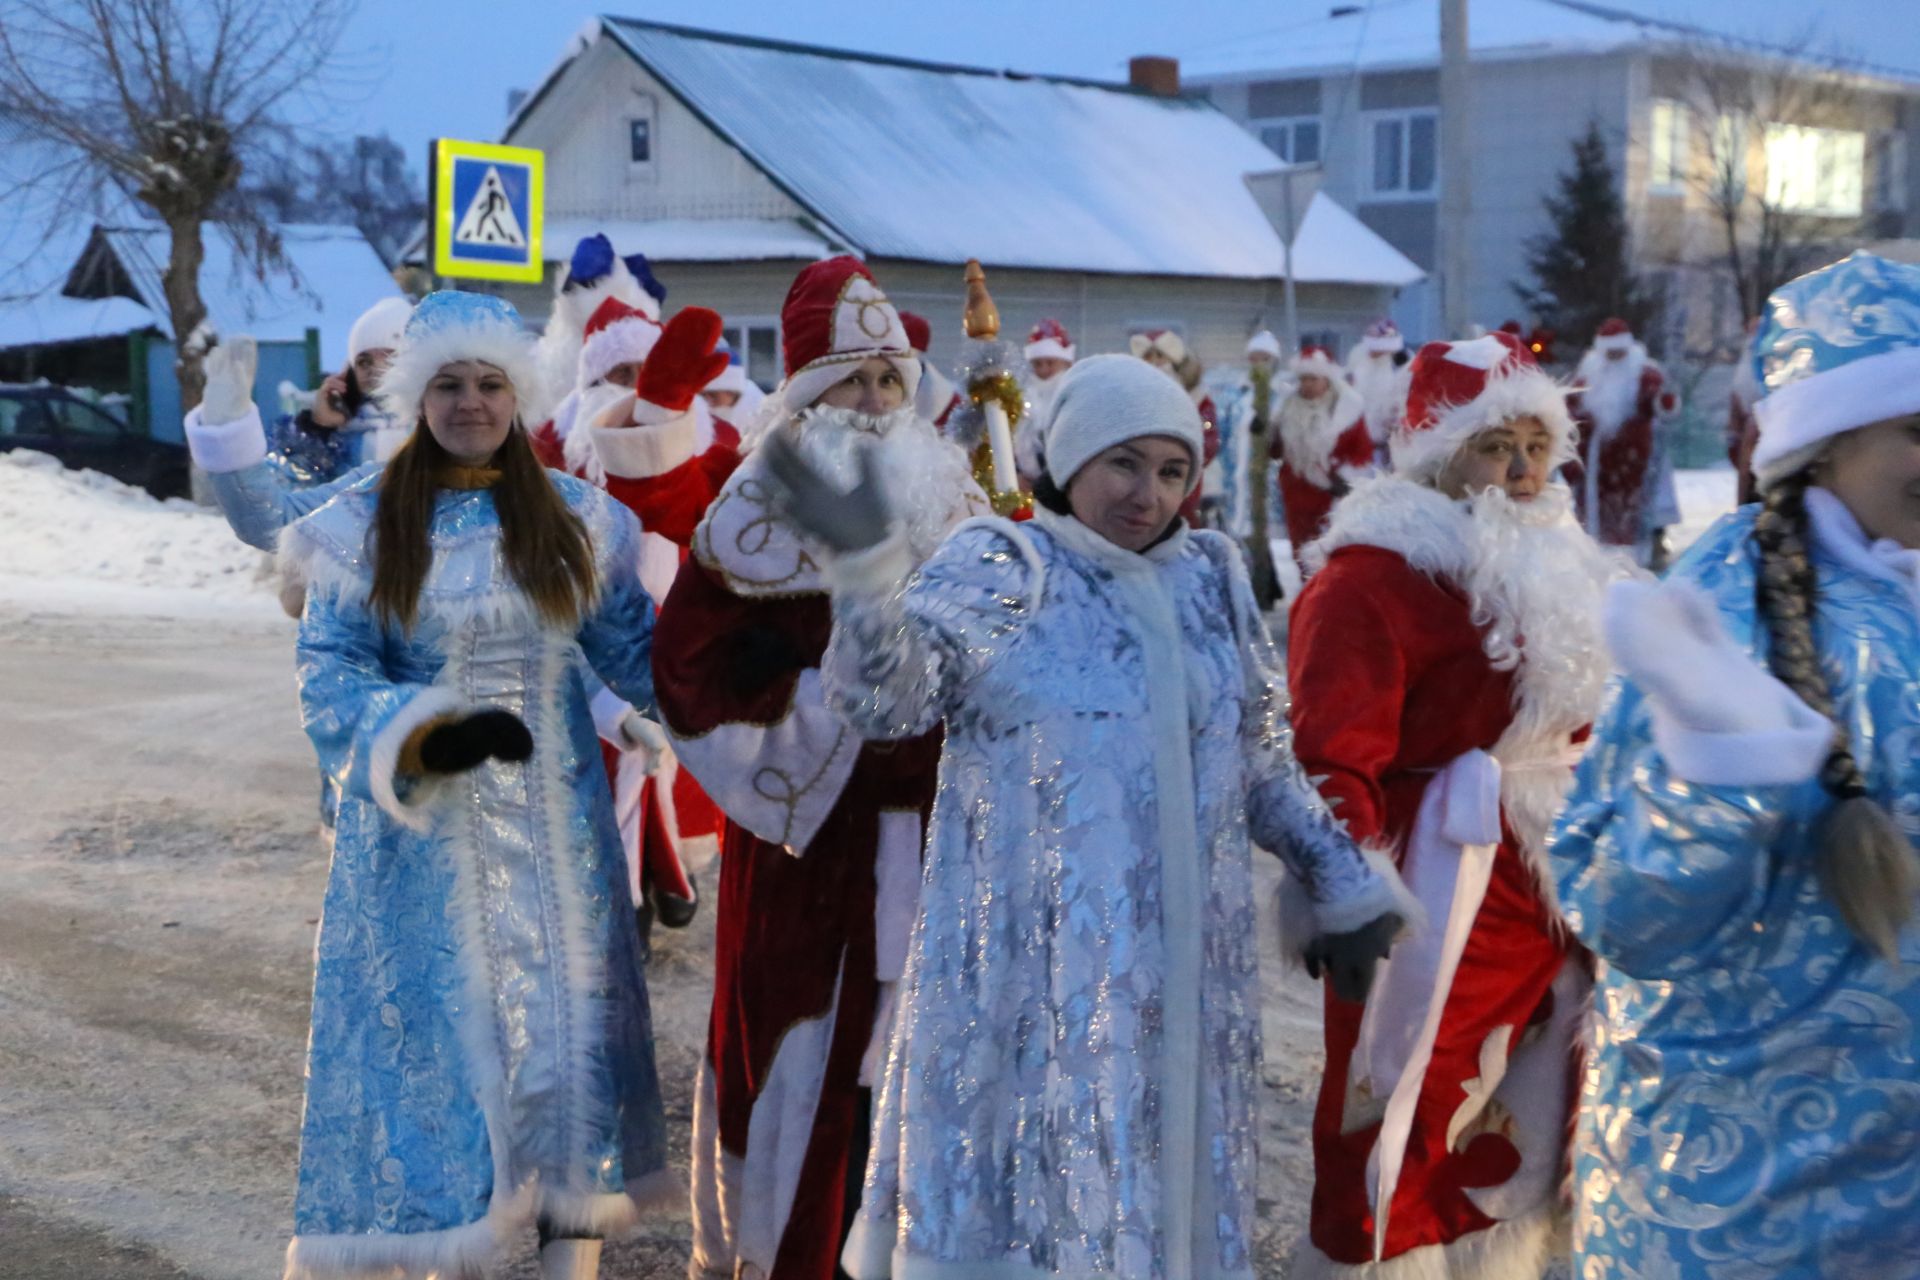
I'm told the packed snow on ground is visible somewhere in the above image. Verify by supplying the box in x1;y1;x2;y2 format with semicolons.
0;450;279;615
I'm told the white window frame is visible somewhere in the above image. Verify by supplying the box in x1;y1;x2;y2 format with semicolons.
722;317;781;390
1649;98;1689;195
1765;122;1866;217
1252;115;1322;166
1364;108;1439;201
627;93;657;178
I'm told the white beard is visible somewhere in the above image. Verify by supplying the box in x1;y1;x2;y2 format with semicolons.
1576;348;1647;437
1276;384;1362;488
1349;357;1408;446
789;403;979;562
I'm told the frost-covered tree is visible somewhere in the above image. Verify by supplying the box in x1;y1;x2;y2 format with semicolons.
0;0;356;409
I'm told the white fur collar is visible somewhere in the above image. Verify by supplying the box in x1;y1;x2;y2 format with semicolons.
1305;474;1476;580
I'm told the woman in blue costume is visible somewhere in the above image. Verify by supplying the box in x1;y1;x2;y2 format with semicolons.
1552;252;1920;1278
275;291;675;1280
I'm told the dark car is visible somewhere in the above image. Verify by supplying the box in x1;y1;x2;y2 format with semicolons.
0;384;189;499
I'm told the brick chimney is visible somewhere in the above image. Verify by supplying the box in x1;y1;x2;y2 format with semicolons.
1129;56;1181;97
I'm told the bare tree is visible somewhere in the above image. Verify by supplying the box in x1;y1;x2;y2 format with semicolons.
0;0;357;410
1675;43;1873;329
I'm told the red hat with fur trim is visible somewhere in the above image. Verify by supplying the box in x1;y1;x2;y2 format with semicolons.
778;256;920;413
1292;343;1342;380
899;310;932;353
1593;316;1636;353
577;296;661;390
1026;318;1075;363
1393;331;1575;480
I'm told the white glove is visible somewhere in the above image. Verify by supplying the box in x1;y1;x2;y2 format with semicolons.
617;710;670;776
1603;579;1805;735
201;337;257;426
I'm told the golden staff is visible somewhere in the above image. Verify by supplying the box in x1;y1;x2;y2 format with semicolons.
959;259;1029;516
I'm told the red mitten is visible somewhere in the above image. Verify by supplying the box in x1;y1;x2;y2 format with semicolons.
637;307;729;414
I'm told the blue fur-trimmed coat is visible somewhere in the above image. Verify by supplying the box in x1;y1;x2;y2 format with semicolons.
1552;503;1920;1278
278;470;672;1279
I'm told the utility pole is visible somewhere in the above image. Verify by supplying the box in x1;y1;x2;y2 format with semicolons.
1439;0;1473;338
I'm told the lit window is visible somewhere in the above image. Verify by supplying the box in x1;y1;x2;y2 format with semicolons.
1765;123;1865;216
1367;110;1437;197
1650;99;1688;192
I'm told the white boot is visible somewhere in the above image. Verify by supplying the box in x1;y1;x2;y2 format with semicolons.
538;1236;602;1280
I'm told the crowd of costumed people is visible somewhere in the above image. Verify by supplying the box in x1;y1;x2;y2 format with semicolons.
177;234;1920;1280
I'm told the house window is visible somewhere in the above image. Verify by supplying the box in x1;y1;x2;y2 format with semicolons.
1872;130;1907;212
722;320;780;389
1367;109;1438;198
1255;116;1322;165
1765;123;1866;216
628;93;657;173
1650;98;1688;193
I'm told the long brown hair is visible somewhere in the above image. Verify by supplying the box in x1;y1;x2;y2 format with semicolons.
368;420;597;631
1754;468;1918;960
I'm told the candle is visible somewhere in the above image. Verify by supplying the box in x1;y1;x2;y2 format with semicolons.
984;398;1017;495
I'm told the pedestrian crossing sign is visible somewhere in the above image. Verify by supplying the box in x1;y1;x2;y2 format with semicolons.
431;139;545;283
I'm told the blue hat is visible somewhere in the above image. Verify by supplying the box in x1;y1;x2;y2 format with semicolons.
378;290;543;421
1752;251;1920;490
624;252;667;306
565;234;616;289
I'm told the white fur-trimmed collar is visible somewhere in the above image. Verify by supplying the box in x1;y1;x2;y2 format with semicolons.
1305;474;1476;581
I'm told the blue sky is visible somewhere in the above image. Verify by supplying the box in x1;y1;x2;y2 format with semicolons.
308;1;1920;168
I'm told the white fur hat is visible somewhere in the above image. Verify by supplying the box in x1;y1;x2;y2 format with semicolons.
1043;353;1204;490
348;296;413;360
1245;329;1283;359
378;291;544;424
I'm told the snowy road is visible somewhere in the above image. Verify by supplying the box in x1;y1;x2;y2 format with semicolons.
0;598;1329;1277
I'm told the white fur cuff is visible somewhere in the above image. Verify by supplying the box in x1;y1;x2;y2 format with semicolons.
183;403;268;474
369;686;468;831
1651;695;1831;788
591;410;698;479
821;529;914;600
1314;845;1427;940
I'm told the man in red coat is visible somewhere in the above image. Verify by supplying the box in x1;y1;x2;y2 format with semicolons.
1274;343;1374;569
1287;331;1620;1277
652;257;987;1280
1567;316;1680;565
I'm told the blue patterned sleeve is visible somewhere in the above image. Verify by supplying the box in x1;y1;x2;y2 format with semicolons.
295;587;462;824
210;461;382;552
822;521;1041;741
1551;678;1811;979
576;497;658;716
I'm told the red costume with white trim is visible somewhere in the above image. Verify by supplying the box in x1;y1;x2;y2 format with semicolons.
1275;345;1374;564
1288;333;1617;1278
1128;328;1221;525
654;258;987;1280
1566;318;1680;551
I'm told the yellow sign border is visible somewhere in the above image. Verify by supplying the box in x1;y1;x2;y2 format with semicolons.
432;139;545;284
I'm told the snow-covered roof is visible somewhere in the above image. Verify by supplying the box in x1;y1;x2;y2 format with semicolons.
67;223;404;367
1290;194;1424;286
0;295;162;349
1179;0;1920;85
505;17;1420;286
544;217;833;263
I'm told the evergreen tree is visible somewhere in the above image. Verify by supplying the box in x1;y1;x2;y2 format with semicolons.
1514;121;1661;354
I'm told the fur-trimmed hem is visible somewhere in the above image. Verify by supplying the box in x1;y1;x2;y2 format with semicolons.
536;1167;687;1237
183;403;268;474
844;1221;1258;1280
283;1183;535;1280
1289;1204;1560;1280
368;686;466;831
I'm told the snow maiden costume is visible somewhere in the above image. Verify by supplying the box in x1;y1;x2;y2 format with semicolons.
651;257;988;1280
1552;252;1920;1277
794;354;1411;1279
277;292;673;1279
1288;332;1621;1277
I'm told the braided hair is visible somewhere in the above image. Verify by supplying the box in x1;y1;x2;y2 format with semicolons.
1753;469;1918;960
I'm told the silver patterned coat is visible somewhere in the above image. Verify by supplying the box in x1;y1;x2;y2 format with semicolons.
1553;503;1920;1279
278;470;672;1280
824;505;1403;1280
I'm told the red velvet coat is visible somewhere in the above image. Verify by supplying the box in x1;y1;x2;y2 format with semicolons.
1567;361;1677;546
1287;477;1595;1275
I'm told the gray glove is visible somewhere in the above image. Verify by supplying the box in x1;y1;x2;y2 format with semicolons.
1305;912;1401;1004
201;336;258;425
758;429;891;554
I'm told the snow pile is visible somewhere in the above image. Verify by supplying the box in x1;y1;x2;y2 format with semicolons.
0;451;274;598
1670;466;1739;558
